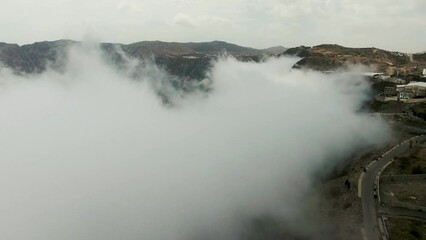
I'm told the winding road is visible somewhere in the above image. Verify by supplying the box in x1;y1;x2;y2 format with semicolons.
360;134;426;240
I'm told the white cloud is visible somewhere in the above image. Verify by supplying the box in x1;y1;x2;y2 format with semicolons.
0;0;424;52
172;13;235;28
173;13;197;27
201;15;234;25
0;44;390;240
117;0;145;14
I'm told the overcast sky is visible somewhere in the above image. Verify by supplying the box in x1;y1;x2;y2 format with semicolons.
0;0;425;52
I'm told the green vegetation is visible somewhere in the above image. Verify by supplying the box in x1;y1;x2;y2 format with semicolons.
399;157;410;170
385;147;426;175
387;218;426;240
412;103;426;121
0;40;264;80
414;53;426;62
412;165;425;174
396;156;426;175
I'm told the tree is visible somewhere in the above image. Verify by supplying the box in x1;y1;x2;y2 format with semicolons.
399;157;410;170
412;165;424;174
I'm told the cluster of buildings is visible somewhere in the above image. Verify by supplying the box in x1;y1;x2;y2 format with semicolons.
376;66;426;79
384;82;426;99
381;68;426;100
396;82;426;99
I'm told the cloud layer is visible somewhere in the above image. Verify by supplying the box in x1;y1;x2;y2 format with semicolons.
0;45;389;240
0;0;425;52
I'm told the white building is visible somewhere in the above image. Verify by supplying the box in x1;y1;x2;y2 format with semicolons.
423;68;426;76
396;82;426;99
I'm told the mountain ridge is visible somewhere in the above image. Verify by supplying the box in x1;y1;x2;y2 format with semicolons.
1;40;425;80
282;44;426;75
0;40;275;79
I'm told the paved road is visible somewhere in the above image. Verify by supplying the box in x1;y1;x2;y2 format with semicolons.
379;207;426;220
360;135;425;240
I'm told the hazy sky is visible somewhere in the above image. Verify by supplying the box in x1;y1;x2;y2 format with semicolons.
0;0;425;52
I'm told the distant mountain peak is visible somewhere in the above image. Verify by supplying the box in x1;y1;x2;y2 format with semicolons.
263;46;287;55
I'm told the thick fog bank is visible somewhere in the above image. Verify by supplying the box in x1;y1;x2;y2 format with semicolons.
0;45;389;240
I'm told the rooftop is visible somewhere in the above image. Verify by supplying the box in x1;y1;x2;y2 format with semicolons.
406;82;426;87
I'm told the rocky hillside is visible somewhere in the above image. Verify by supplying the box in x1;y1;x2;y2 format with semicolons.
282;44;426;75
2;40;425;80
0;40;277;80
